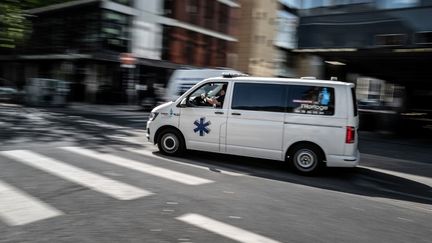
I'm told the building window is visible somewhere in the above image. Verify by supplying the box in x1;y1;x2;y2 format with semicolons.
184;32;196;64
101;10;130;52
415;32;432;44
187;0;199;24
217;40;227;66
163;0;174;17
204;36;212;66
218;4;229;33
161;26;172;60
111;0;132;6
204;0;215;28
186;0;199;13
375;34;406;46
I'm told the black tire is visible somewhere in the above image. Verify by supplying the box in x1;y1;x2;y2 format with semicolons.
288;145;323;175
157;129;185;156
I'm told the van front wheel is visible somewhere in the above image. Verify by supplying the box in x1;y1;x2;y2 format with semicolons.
288;146;323;175
157;129;185;156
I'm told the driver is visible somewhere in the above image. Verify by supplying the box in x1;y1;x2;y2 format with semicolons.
205;85;226;107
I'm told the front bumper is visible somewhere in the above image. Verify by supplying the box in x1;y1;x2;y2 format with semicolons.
146;121;154;143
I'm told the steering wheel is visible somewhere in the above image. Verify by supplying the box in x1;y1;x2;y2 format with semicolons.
194;93;213;106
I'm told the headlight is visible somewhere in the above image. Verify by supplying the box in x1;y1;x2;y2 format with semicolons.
149;112;159;121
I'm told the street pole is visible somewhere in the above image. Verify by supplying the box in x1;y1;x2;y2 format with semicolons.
120;53;137;105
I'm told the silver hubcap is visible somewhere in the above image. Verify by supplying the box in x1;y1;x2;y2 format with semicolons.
295;150;316;169
162;134;177;152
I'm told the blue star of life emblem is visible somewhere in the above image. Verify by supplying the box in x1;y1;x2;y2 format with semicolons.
193;117;211;136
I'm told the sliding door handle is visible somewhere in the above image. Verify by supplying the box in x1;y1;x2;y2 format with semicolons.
231;112;241;116
214;111;224;115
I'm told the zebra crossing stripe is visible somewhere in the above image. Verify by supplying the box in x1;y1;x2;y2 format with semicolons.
0;150;152;200
61;147;213;186
0;179;63;226
177;214;281;243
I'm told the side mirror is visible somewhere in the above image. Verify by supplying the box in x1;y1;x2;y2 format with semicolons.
178;98;187;108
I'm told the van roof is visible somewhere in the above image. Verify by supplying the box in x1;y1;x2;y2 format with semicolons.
209;76;354;87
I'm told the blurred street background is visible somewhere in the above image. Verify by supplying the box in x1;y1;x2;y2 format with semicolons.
0;0;431;242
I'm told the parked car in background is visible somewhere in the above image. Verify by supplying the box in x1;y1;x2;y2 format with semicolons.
25;78;70;107
0;87;19;103
0;78;25;104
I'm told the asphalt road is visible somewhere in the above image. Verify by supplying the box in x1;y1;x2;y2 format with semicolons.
0;103;431;243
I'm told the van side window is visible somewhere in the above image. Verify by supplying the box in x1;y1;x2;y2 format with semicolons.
287;85;335;116
232;83;285;112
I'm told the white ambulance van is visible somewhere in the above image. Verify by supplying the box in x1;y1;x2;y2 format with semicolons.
147;74;359;175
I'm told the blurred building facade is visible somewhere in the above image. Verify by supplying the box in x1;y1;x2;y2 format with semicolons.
235;0;299;77
236;0;278;76
132;0;240;67
295;0;432;133
236;0;290;76
161;0;240;67
0;0;136;103
274;2;299;77
0;0;240;104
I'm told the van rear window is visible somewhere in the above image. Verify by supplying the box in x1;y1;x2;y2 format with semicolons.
287;86;335;116
351;87;358;116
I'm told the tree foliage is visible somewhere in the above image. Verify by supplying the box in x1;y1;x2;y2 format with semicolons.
0;0;28;48
0;0;74;49
22;0;76;10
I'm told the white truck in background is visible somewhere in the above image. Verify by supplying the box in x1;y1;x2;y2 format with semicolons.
164;69;242;102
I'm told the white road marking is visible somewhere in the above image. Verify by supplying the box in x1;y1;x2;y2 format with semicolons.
177;214;281;243
123;148;245;177
166;202;179;205
0;179;63;226
77;120;147;135
61;147;213;186
0;150;152;200
397;217;414;222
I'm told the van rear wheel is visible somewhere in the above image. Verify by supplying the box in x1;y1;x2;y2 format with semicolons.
288;145;323;175
157;129;185;156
